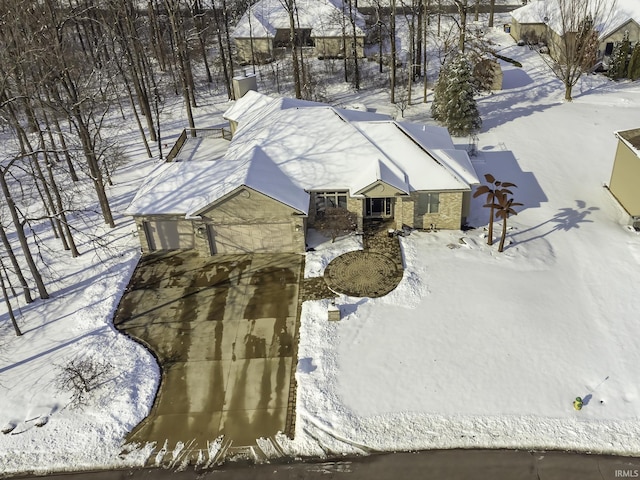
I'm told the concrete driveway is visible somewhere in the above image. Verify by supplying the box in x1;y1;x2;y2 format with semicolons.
114;251;302;458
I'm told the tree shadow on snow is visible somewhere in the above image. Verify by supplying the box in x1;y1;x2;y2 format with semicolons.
501;68;535;89
477;78;563;131
510;200;599;245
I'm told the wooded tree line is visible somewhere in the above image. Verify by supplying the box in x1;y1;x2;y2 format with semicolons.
0;0;496;322
0;0;242;316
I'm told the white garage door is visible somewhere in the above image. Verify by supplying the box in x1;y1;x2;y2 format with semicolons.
145;220;195;250
208;223;295;254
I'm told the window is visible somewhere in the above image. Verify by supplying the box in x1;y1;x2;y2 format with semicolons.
416;193;440;214
605;42;614;56
315;191;348;216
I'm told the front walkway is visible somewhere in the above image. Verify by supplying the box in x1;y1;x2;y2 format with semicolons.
322;219;404;298
114;251;302;463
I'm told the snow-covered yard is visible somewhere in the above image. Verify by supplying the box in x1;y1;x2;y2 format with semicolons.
2;22;640;475
282;36;640;457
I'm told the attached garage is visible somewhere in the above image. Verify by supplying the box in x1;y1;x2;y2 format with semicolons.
144;219;194;250
208;222;296;254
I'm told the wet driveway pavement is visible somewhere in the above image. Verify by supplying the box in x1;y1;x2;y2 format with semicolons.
114;251;303;458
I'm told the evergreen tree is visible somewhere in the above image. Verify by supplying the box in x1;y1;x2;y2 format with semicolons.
608;31;631;80
627;43;640;81
431;53;482;137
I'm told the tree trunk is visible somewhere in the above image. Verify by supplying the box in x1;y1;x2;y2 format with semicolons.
0;263;22;336
0;171;49;300
75;114;116;227
390;0;397;103
377;7;383;74
564;82;573;101
221;0;236;93
166;0;197;131
422;0;429;103
212;2;233;99
489;0;496;28
0;223;33;304
458;0;467;53
348;0;360;90
287;0;302;99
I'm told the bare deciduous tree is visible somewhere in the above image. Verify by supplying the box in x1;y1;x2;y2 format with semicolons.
315;207;358;242
540;0;613;101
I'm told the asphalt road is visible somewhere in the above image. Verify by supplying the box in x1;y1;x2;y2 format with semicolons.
9;449;640;480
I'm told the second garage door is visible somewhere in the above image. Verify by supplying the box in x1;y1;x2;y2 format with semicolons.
208;223;296;254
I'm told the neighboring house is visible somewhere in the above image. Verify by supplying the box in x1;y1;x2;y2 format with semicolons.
510;0;640;65
609;128;640;229
126;92;479;255
232;0;365;64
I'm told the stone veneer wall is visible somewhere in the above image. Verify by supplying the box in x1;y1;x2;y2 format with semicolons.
347;196;364;232
397;191;464;230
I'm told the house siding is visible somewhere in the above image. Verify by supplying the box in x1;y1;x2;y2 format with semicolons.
235;36;363;63
235;38;274;64
599;20;640;58
610;140;640;216
510;21;548;44
198;187;306;254
398;191;464;230
314;36;364;58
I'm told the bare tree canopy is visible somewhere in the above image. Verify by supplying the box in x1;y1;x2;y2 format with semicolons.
539;0;616;101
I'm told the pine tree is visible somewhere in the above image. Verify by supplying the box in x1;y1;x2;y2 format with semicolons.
627;43;640;81
431;53;482;137
608;31;631;80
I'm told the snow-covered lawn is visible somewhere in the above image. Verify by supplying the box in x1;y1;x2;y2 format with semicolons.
281;35;640;457
2;22;640;475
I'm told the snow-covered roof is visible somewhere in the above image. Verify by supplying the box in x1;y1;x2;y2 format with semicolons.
127;92;478;218
233;0;365;39
511;0;640;39
223;89;273;124
126;145;309;217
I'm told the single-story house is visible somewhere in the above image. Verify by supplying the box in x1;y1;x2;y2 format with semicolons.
233;0;365;64
126;92;480;255
609;128;640;229
510;0;640;65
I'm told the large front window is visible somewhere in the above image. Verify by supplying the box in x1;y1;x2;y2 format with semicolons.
315;191;348;216
416;193;440;214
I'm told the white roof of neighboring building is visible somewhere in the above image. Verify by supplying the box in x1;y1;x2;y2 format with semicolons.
511;0;640;39
615;128;640;156
127;92;479;218
233;0;365;39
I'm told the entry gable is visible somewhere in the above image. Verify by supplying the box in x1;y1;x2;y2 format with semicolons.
352;158;409;196
355;180;408;197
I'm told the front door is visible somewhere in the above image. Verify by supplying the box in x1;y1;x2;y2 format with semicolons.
365;198;393;218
